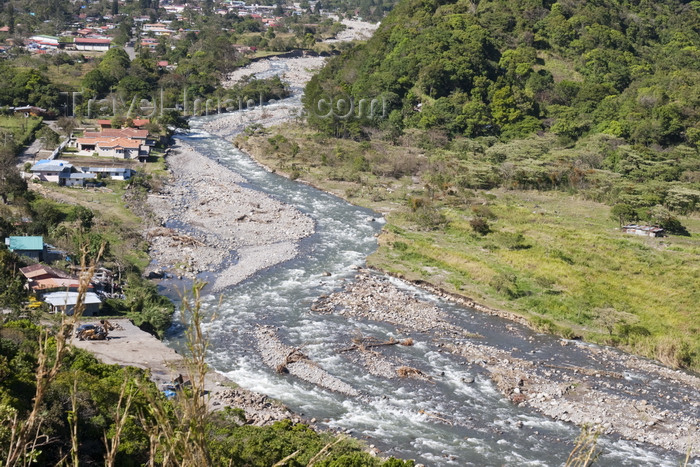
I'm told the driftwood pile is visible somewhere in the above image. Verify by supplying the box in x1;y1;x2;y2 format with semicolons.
146;227;205;247
338;336;413;353
276;345;312;374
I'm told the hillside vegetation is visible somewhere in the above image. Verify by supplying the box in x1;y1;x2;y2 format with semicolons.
306;0;700;145
238;123;700;371
290;0;700;371
302;0;700;240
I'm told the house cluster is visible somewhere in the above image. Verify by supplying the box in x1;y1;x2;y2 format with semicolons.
25;32;112;54
4;236;121;315
19;263;102;316
29;160;136;187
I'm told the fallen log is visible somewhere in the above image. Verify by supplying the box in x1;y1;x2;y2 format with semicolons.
276;345;309;373
338;337;414;353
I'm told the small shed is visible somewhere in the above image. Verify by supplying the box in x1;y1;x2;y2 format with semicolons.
5;236;46;261
621;224;665;237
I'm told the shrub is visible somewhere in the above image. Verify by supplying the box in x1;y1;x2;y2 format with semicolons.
471;205;496;219
470;217;491;235
490;272;530;299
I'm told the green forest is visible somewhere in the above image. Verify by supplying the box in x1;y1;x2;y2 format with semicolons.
306;0;700;145
303;0;700;228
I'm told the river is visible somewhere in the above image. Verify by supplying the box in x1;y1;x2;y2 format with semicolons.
159;56;698;466
160;131;695;466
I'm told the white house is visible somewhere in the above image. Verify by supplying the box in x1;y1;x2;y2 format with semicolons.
74;37;111;52
83;167;135;180
42;291;102;316
30;160;73;183
76;136;143;159
60;172;97;187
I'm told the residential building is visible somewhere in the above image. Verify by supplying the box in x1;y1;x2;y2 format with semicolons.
29;160;73;184
5;236;46;261
19;263;90;294
42;291;102;316
61;172;97;187
83;167;135;180
74;37;112;51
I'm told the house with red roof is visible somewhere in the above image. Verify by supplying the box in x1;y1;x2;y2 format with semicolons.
76;127;153;159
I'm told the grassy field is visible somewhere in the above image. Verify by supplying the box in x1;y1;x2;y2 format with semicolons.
0;116;43;147
31;179;150;270
236;124;700;371
48;61;96;90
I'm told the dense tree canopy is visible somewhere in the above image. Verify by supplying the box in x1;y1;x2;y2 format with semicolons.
305;0;700;147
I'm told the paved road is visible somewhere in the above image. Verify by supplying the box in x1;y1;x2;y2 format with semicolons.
17;136;46;168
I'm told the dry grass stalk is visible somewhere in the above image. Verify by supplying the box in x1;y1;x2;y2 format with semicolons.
103;375;136;467
307;436;346;466
565;424;601;467
271;449;300;466
68;378;80;467
137;281;214;466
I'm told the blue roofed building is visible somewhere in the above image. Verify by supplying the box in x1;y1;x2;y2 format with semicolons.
30;160;74;185
4;236;46;261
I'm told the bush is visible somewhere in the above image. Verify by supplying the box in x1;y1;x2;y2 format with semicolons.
470;217;491;235
490;272;530;299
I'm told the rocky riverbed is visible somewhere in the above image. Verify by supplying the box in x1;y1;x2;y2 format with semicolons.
312;270;700;454
255;325;361;397
145;140;314;291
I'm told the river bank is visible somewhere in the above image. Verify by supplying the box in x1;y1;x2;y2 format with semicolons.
311;270;699;454
144;140;314;292
72;318;302;425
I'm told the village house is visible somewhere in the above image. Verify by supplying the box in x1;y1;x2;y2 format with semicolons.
27;35;60;51
29;159;74;183
82;167;135;180
141;37;158;49
76;136;142;159
62;172;97;187
142;23;175;36
42;291;102;316
76;128;152;159
19;263;102;315
130;118;151;129
4;236;46;261
622;224;665;237
12;105;48;117
74;37;112;52
19;263;91;294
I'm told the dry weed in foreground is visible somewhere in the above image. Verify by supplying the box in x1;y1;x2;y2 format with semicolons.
565;424;601;467
1;245;102;467
137;281;214;466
